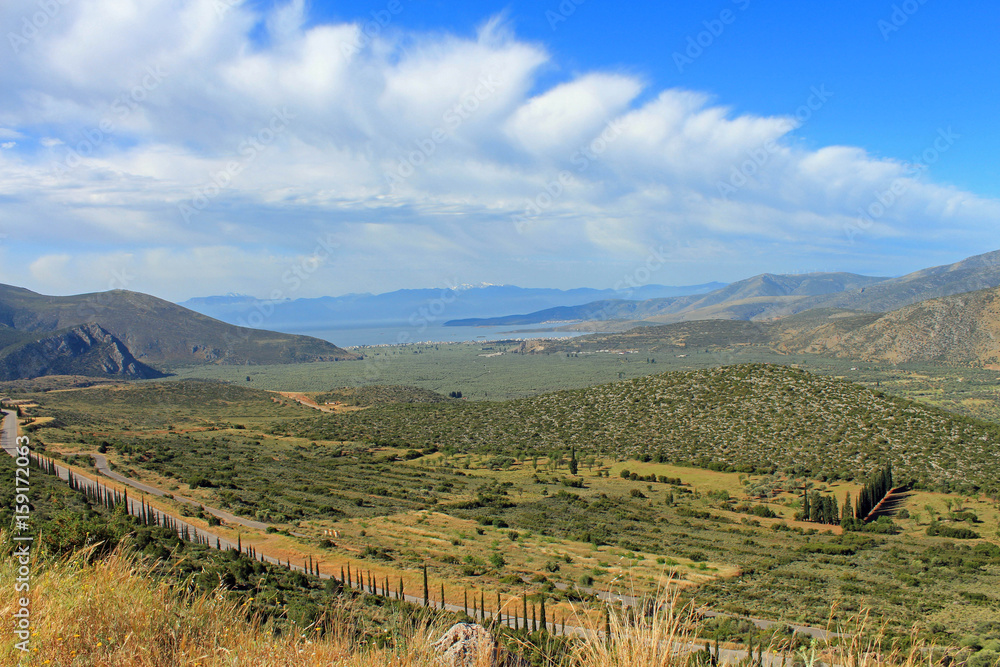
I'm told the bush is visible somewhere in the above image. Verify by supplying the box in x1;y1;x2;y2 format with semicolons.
927;522;980;539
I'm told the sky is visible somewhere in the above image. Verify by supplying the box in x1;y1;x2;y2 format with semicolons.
0;0;998;301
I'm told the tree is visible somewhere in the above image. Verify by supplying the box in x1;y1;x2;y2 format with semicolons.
569;447;578;475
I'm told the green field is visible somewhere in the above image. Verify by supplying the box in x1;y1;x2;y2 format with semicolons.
159;342;1000;425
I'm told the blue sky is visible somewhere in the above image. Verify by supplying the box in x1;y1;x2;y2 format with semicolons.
0;0;998;301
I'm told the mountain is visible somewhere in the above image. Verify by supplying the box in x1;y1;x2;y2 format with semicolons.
179;283;726;330
447;249;1000;329
537;285;1000;368
806;285;1000;366
0;323;164;380
0;284;357;381
446;272;887;327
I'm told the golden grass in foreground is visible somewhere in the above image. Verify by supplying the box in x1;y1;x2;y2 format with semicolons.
0;546;452;667
0;545;937;667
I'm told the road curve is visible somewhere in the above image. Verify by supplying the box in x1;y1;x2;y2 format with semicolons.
89;453;276;533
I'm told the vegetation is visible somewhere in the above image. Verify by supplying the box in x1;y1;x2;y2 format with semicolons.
290;364;1000;494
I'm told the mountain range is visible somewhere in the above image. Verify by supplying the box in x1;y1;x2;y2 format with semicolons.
178;283;726;330
540;284;1000;368
0;285;357;381
3;248;1000;382
446;250;1000;329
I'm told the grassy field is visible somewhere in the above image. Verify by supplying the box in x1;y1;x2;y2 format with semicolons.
159;341;1000;426
15;375;1000;644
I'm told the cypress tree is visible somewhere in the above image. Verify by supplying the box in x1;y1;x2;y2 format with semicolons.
464;590;468;616
540;596;547;634
440;583;445;610
422;564;429;608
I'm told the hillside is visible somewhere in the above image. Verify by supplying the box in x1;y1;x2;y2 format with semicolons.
535;283;1000;368
0;323;164;380
808;284;1000;366
0;283;358;380
294;364;1000;493
315;385;456;407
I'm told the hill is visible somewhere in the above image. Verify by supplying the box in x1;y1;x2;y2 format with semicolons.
807;284;1000;366
539;284;1000;368
295;364;1000;493
0;284;357;381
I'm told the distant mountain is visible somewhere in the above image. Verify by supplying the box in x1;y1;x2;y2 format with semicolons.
179;283;726;330
538;283;1000;368
448;249;1000;329
807;285;1000;366
446;272;887;327
0;284;357;381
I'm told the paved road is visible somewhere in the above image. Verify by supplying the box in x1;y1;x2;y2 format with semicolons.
89;453;282;533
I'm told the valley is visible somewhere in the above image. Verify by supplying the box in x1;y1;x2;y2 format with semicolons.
9;363;1000;645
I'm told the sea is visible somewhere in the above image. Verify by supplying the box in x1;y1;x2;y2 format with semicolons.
281;323;593;348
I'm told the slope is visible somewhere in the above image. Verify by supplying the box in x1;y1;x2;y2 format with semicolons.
0;284;358;379
294;364;999;493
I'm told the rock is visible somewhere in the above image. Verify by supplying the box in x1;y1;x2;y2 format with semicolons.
430;623;528;667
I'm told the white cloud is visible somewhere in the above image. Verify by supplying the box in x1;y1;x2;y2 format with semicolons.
0;0;997;299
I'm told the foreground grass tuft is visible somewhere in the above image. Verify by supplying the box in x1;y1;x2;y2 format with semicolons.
0;542;950;667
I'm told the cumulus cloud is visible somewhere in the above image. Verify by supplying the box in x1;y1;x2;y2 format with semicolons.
0;0;997;300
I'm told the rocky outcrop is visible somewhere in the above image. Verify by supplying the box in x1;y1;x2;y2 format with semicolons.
431;624;528;667
0;323;165;381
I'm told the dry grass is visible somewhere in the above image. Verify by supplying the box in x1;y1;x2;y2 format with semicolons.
0;544;942;667
0;544;450;667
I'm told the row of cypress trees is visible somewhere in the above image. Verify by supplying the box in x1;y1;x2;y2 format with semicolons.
34;452;566;634
854;462;894;521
